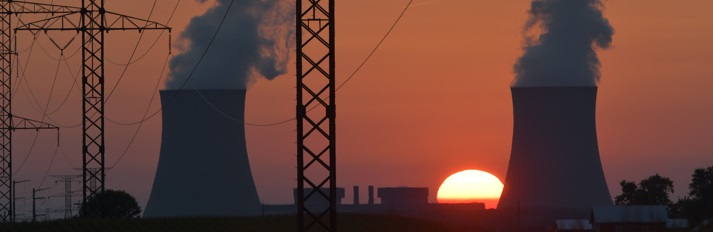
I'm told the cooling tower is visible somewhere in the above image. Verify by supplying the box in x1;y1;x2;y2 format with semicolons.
144;89;261;217
498;87;612;210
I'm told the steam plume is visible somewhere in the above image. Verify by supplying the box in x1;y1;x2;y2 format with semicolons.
512;0;614;87
166;0;294;90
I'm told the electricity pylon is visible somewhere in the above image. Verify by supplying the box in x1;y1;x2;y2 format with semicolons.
0;1;77;223
15;0;170;213
31;187;49;222
51;175;79;219
296;0;337;231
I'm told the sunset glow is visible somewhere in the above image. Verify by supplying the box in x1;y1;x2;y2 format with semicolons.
437;170;504;208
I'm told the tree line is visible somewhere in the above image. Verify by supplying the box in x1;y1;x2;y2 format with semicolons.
614;165;713;225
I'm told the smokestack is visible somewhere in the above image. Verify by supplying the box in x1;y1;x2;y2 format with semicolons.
498;87;612;209
353;186;360;205
144;89;261;217
368;186;374;205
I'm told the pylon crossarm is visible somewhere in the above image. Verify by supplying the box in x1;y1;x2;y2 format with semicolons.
14;12;80;31
4;1;80;14
104;12;170;31
15;11;171;32
5;115;59;130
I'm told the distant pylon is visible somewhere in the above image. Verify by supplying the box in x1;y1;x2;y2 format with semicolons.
51;175;80;219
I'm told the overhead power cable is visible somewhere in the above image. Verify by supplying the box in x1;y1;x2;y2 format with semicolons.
108;53;171;170
38;146;60;188
105;0;231;126
197;0;414;127
14;50;66;175
105;0;160;103
11;5;65;176
336;0;413;90
108;0;412;172
112;0;413;127
35;34;82;62
11;33;39;101
43;52;82;116
106;0;180;169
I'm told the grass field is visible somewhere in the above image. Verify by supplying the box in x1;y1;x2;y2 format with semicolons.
0;214;473;232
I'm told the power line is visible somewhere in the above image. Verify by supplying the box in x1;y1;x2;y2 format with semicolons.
337;0;413;90
15;0;173;205
11;3;179;194
14;50;66;174
105;24;173;66
110;0;413;127
42;53;81;116
105;1;180;169
35;33;82;62
108;53;171;170
194;0;414;127
14;36;78;117
104;0;160;103
11;33;39;101
41;54;63;117
57;146;77;170
103;0;232;126
16;52;83;127
12;133;41;175
104;0;179;124
104;0;412;173
37;146;60;188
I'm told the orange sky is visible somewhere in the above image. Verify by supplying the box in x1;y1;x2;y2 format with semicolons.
8;0;713;212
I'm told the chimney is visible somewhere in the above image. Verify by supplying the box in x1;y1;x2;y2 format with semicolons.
498;87;611;209
368;185;374;205
353;186;360;205
144;89;261;217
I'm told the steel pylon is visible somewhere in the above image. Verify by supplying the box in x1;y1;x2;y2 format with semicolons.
0;1;77;222
296;0;336;231
15;0;170;211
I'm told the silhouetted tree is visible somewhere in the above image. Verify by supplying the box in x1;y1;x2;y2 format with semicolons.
614;180;639;205
79;189;142;219
614;174;674;206
689;166;713;200
673;166;713;224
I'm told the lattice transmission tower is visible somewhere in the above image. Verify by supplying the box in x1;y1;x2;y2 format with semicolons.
0;1;72;223
51;175;79;219
296;0;336;231
14;0;170;214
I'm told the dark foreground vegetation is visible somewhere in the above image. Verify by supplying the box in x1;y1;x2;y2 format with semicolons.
0;214;471;232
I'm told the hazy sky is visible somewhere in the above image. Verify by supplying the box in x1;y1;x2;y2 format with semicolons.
9;0;713;214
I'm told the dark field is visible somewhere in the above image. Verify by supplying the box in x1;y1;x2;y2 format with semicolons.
0;214;472;232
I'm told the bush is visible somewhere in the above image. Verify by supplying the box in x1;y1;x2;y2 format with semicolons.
79;189;142;219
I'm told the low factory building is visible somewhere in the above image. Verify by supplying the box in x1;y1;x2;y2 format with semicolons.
591;206;668;232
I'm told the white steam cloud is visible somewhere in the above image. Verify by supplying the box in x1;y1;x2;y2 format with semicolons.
166;0;294;90
512;0;614;87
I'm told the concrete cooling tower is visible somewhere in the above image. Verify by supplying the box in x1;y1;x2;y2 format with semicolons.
144;89;261;217
498;87;612;210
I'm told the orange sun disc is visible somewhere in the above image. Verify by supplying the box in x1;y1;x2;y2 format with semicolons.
437;169;504;209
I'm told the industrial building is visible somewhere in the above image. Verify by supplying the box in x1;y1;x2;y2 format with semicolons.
262;186;489;230
377;187;429;206
590;206;669;232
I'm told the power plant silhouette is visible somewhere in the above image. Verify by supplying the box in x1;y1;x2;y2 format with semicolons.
498;87;612;209
497;87;612;228
144;89;261;217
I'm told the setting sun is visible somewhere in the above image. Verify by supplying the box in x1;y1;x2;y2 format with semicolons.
437;170;504;209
